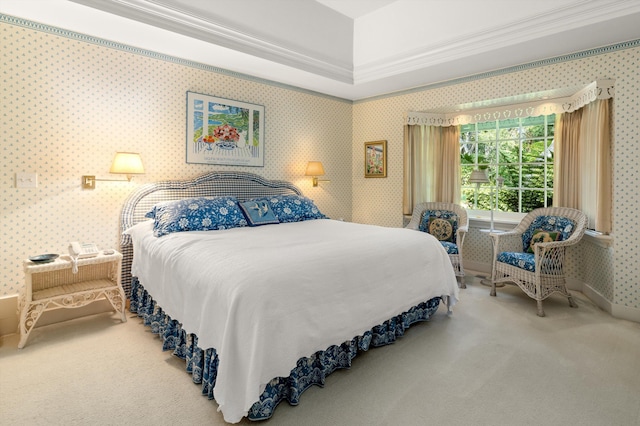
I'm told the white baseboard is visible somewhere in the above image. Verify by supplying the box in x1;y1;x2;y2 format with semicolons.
0;295;19;337
464;265;640;324
0;295;117;337
583;283;640;323
611;303;640;323
464;261;490;276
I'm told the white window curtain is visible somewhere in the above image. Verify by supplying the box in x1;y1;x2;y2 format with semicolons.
405;79;614;225
554;98;612;233
403;124;460;215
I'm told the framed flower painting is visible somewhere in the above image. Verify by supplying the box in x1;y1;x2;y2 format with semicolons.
186;91;265;166
364;140;387;178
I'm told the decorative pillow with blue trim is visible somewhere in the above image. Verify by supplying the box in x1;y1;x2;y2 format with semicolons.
526;229;561;253
418;210;458;243
522;215;574;252
239;199;280;226
149;196;247;237
256;194;327;223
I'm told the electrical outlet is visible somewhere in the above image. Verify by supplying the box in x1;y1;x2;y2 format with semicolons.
16;172;38;188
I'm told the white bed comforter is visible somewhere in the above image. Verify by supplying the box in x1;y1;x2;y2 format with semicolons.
125;219;459;423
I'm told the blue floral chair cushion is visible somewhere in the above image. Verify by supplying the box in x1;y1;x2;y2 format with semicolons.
256;194;327;223
418;210;458;244
497;251;560;273
497;252;536;272
440;241;459;255
521;215;575;252
148;196;247;237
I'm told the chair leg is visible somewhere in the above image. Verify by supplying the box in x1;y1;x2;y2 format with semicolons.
568;295;578;308
444;295;453;314
490;282;497;297
536;300;545;317
458;275;466;289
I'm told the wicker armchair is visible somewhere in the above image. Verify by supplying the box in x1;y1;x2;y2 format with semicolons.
489;207;588;317
406;202;469;288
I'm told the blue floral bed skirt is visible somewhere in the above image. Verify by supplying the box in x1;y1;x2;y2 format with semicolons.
129;277;442;421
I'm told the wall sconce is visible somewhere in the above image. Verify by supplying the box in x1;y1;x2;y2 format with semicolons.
82;152;145;189
305;161;330;187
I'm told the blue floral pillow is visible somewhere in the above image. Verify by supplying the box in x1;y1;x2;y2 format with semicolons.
521;215;574;252
255;194;327;223
239;199;280;226
149;196;247;237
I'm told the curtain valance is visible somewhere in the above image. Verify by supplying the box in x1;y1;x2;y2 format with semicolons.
405;80;614;126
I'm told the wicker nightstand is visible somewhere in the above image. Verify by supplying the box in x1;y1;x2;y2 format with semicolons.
19;251;127;349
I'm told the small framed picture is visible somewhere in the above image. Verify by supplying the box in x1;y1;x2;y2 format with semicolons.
364;140;387;178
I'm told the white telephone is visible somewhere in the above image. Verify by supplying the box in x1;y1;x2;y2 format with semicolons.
69;242;99;259
68;242;99;273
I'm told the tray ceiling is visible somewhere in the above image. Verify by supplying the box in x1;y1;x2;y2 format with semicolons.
2;0;640;101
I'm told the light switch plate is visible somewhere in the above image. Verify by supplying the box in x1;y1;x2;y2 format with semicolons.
82;175;96;189
16;172;38;188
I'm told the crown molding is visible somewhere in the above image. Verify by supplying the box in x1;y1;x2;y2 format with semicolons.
2;1;638;102
0;13;354;104
70;0;354;84
355;0;640;84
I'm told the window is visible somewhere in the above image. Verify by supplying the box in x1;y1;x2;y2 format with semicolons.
460;114;555;215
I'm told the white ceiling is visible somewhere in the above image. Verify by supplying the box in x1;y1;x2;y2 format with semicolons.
2;0;640;101
314;0;397;19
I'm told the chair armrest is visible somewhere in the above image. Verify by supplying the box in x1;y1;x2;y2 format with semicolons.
456;226;468;248
533;228;586;258
533;240;572;275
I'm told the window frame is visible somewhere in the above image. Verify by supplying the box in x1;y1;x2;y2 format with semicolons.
460;114;555;218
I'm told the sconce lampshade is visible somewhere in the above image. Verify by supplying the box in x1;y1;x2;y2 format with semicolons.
469;169;489;184
304;161;325;177
110;152;145;180
304;161;329;187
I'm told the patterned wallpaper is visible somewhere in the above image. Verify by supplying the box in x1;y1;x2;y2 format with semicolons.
0;17;352;298
352;44;639;312
1;15;638;317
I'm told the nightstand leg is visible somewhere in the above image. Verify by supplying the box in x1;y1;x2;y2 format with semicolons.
18;303;45;349
104;288;127;322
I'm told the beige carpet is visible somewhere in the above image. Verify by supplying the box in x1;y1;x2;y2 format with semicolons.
1;275;639;426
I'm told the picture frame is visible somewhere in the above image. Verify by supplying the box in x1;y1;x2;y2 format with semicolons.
186;91;265;167
364;140;387;178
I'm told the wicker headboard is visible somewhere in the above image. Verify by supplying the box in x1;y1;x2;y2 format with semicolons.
119;171;302;296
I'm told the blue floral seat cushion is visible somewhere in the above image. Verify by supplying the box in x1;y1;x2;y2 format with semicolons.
497;251;536;272
521;215;575;252
497;251;560;273
440;241;458;255
418;210;458;244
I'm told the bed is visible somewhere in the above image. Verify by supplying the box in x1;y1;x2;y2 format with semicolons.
119;171;459;424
